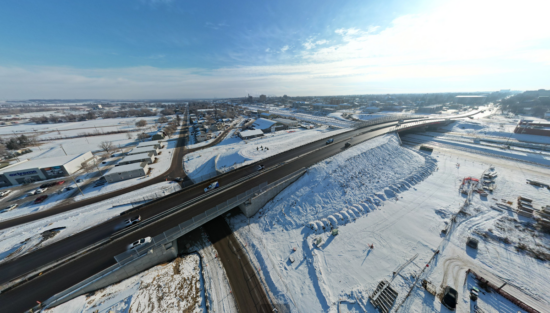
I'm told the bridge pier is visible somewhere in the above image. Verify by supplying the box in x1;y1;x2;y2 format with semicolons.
239;169;307;217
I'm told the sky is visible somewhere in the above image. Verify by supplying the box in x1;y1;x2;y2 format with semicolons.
0;0;549;99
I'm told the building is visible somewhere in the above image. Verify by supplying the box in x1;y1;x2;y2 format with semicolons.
251;118;285;133
417;105;443;113
259;94;267;102
239;129;264;140
0;152;94;186
128;146;159;156
273;118;298;127
362;106;380;113
196;131;208;142
137;141;162;149
116;152;156;166
152;131;165;140
455;95;487;105
104;162;149;183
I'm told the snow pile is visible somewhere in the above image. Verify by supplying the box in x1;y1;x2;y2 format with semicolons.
45;254;204;313
0;182;181;263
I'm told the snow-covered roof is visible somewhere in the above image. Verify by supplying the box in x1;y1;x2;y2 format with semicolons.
0;152;92;173
105;162;147;174
129;146;158;153
137;141;161;148
240;129;264;137
252;118;276;130
119;153;154;162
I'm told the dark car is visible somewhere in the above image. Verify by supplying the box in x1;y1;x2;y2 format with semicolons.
173;177;183;182
39;183;49;189
442;286;458;310
34;195;48;204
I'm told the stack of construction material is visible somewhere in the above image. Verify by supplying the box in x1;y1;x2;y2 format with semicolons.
535;205;550;231
516;196;534;218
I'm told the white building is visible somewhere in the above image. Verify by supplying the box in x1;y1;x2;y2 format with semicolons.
128;146;159;156
0;151;94;186
137;141;162;149
239;129;264;140
117;152;156;166
104;162;149;183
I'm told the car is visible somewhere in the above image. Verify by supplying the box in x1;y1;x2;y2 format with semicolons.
128;236;152;250
257;165;265;171
76;179;83;183
466;237;479;249
0;190;12;197
63;186;74;192
123;215;141;227
326;138;334;144
34;195;48;204
344;142;352;148
204;181;220;193
56;180;65;185
27;189;38;196
36;188;48;194
1;204;18;212
173;177;183;182
39;183;49;189
442;286;458;310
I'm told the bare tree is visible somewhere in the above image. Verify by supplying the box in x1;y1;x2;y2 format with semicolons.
99;141;114;154
0;144;6;157
126;132;133;140
137;133;150;141
135;119;147;128
81;161;95;173
158;116;168;123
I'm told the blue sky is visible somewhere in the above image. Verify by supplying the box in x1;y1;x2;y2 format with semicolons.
0;0;548;99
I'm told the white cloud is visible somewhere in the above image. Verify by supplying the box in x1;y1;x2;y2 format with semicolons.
280;45;289;52
265;48;270;52
315;40;328;45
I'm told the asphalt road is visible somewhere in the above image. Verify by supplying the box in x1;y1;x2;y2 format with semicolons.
0;119;235;230
204;217;272;313
0;120;410;313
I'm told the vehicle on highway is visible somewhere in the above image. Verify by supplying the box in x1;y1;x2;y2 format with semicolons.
27;189;38;196
345;142;352;148
204;181;220;193
36;188;48;194
442;286;458;310
326;138;334;144
257;165;265;171
34;195;48;204
63;187;74;192
56;180;65;185
128;236;152;250
123;215;141;227
173;177;183;182
1;204;18;212
0;190;12;197
76;179;83;183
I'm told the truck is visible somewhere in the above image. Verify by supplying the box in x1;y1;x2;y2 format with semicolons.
344;142;352;148
204;181;220;193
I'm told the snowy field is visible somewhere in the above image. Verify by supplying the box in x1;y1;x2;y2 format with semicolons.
45;254;204;313
243;106;355;128
184;126;349;182
227;132;550;312
0;182;181;264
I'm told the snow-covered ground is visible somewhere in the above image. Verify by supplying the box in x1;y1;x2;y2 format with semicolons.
0;182;181;264
184;126;349;183
44;254;204;313
226;131;550;312
243;105;355;128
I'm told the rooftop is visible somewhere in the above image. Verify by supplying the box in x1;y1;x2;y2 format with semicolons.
130;146;158;153
105;162;147;175
137;141;161;148
0;152;91;174
240;129;264;137
273;118;297;125
119;152;154;162
252;118;276;130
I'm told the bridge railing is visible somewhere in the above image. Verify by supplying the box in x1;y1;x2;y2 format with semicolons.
114;181;269;266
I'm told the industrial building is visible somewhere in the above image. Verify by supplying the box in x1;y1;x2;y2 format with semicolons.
128;146;159;156
273;118;298;127
0;151;94;186
137;141;162;149
116;152;156;166
103;162;149;183
239;129;264;140
251;118;288;133
151;131;165;140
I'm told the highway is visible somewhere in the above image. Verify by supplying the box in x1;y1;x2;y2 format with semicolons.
0;118;426;312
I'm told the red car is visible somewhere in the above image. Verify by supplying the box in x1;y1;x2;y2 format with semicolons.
34;195;48;204
56;180;65;185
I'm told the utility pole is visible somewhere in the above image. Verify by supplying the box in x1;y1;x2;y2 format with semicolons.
69;174;84;196
60;144;67;156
